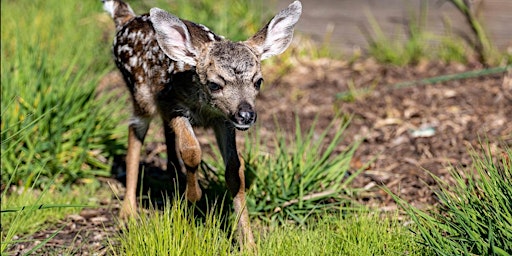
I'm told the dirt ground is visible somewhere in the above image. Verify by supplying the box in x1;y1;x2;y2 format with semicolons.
263;58;511;209
7;58;511;254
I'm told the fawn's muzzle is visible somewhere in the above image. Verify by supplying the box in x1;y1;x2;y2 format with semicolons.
232;102;257;131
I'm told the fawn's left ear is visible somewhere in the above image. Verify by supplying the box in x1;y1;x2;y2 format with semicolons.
246;1;302;60
150;8;198;66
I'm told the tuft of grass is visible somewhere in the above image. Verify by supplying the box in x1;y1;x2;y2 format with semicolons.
244;116;364;225
446;0;502;66
392;145;512;255
111;197;234;256
1;0;127;188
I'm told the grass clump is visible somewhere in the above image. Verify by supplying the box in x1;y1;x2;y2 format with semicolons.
244;117;363;225
202;116;364;225
446;0;502;66
394;145;512;255
112;197;233;256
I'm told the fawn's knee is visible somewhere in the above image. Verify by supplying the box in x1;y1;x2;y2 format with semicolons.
179;144;202;170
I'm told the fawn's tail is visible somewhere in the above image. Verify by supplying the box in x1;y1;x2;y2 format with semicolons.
102;0;136;28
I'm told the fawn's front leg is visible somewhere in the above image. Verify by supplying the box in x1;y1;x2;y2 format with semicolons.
170;116;202;202
214;122;255;249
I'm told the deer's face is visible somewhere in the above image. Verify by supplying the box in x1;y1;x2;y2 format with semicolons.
197;42;262;130
150;1;301;130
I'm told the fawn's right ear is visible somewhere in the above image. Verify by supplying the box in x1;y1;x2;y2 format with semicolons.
150;8;198;66
246;1;302;60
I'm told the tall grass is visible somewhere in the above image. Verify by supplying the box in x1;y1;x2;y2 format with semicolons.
112;197;234;256
393;146;512;255
1;0;127;188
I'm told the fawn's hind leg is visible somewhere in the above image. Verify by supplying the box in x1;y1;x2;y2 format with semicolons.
120;116;150;218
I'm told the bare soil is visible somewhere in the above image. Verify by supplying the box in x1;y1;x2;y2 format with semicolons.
7;59;512;254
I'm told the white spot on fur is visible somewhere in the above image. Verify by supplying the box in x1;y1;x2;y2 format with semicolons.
207;32;215;41
129;56;138;66
167;62;175;74
176;61;185;72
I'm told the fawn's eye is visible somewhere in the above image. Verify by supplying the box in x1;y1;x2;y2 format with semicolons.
208;82;222;92
254;78;263;90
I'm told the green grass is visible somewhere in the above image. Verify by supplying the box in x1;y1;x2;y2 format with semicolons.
112;196;425;255
245;116;364;225
1;0;127;188
258;211;424;256
112;197;234;256
393;145;512;255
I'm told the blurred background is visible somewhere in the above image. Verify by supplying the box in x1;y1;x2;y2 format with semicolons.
276;0;511;55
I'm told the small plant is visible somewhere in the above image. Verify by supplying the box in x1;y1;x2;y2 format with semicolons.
242;116;363;225
446;0;502;65
363;2;429;66
393;145;512;255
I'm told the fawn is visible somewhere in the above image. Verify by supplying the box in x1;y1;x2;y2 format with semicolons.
102;0;302;247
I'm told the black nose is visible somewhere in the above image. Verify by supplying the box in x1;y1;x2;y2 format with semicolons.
236;102;257;125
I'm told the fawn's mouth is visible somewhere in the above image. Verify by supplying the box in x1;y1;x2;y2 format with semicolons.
233;122;252;131
230;114;256;131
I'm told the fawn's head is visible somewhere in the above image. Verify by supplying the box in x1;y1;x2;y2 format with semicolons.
150;1;302;130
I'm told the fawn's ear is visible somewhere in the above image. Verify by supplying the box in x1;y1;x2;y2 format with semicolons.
150;8;198;66
246;1;302;60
